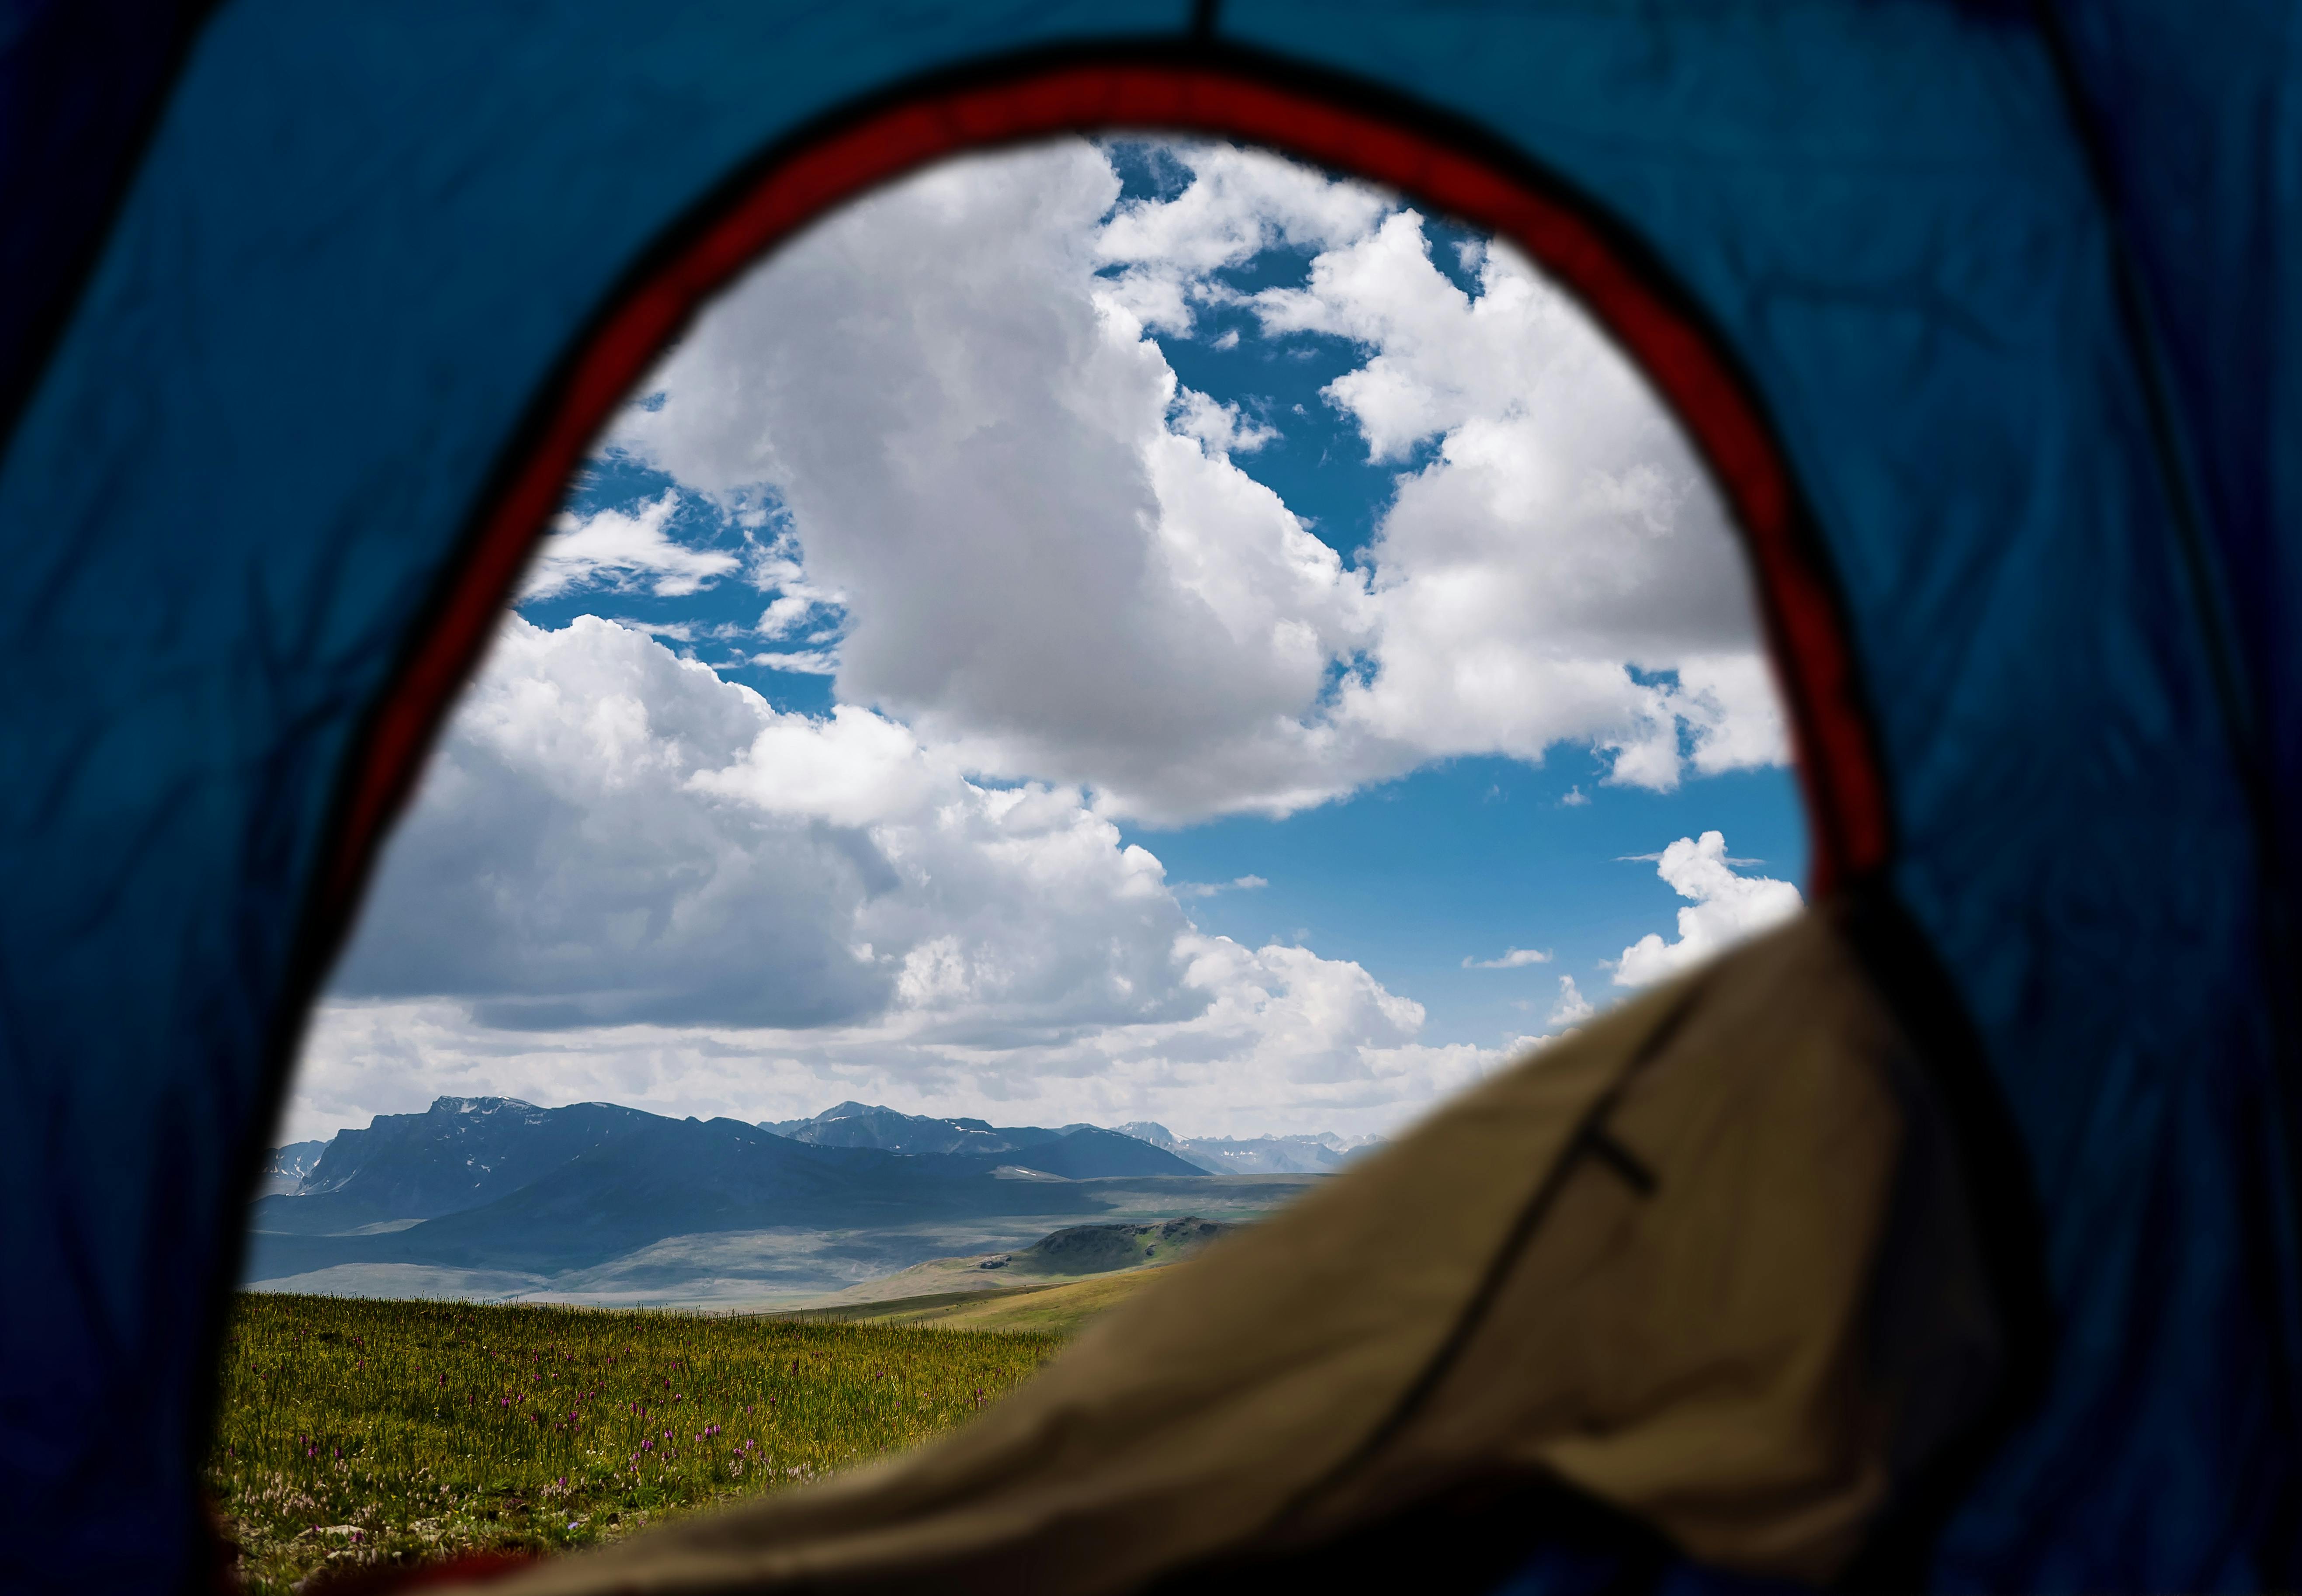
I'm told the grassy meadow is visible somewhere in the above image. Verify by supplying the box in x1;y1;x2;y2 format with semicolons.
207;1293;1062;1593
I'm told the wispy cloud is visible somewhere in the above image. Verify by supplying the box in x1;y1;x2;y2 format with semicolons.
750;650;839;675
521;491;741;601
1462;946;1553;969
1175;874;1269;900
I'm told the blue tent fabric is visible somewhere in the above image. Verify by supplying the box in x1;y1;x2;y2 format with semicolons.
0;0;217;434
1;3;2296;1591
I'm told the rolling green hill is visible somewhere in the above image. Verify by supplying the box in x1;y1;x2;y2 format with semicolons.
806;1214;1235;1306
780;1215;1238;1334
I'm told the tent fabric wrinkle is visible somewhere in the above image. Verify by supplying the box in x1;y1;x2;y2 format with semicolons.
0;1;2296;1591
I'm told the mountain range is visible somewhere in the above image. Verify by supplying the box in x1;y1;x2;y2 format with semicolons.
244;1097;1337;1305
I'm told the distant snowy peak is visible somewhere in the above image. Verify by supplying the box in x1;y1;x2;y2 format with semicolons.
1113;1121;1185;1153
430;1096;546;1117
1114;1123;1386;1175
759;1103;1012;1157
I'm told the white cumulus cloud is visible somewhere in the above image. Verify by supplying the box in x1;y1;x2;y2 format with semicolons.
1092;140;1392;337
301;614;1502;1141
1612;832;1803;987
1548;975;1596;1028
611;141;1380;824
602;138;1783;823
1250;214;1782;790
333;614;1202;1032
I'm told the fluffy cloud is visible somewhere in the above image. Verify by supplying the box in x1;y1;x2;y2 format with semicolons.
1092;141;1392;336
1167;387;1277;459
1250;217;1781;787
605;138;1782;823
1547;975;1596;1028
337;615;1197;1031
290;965;1513;1145
613;143;1379;823
1612;832;1803;987
305;614;1504;1139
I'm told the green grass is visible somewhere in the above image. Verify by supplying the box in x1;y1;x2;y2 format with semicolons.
206;1293;1062;1593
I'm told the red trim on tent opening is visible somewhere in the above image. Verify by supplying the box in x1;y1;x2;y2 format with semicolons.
318;56;1890;935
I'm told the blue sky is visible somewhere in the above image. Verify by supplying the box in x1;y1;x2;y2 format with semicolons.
1125;757;1802;1049
288;138;1804;1142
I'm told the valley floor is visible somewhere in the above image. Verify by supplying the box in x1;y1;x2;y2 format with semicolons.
243;1174;1317;1308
